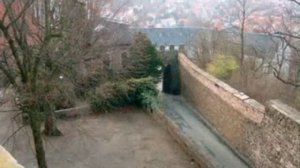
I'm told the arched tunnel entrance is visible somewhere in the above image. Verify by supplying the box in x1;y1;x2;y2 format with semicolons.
162;54;181;95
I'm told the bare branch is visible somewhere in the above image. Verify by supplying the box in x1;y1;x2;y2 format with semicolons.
273;70;300;87
0;22;27;83
4;0;35;29
1;125;25;146
289;0;300;6
274;32;300;40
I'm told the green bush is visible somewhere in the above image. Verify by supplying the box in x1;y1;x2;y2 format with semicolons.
207;54;239;79
26;80;77;111
131;79;159;108
54;89;76;110
73;67;112;100
52;83;77;110
90;78;159;112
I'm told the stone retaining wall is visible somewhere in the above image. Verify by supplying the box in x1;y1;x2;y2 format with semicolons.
179;53;300;168
151;108;213;168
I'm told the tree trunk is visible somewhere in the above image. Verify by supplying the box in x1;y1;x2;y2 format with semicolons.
240;1;246;85
28;109;48;168
240;28;245;66
44;104;62;136
240;0;246;67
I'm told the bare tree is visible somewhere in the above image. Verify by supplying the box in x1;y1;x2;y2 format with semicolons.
265;0;300;87
0;0;50;167
0;0;107;167
217;0;262;66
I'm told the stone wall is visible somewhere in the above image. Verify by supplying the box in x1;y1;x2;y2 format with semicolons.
249;100;300;168
179;53;300;168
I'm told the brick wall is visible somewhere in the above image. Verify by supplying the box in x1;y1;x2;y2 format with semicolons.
179;53;300;168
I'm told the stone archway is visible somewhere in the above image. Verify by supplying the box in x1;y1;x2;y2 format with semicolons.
162;54;180;95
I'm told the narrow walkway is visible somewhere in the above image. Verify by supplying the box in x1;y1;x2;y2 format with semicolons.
161;94;250;168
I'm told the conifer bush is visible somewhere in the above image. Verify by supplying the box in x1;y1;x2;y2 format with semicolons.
90;78;159;112
126;32;164;82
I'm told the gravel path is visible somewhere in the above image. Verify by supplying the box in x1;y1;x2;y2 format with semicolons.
1;106;198;168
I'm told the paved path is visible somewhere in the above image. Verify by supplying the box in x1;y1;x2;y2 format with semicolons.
161;94;250;168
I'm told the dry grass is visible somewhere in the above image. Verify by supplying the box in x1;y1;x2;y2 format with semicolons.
227;69;298;110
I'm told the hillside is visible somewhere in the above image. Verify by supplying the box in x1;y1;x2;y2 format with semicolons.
106;0;282;27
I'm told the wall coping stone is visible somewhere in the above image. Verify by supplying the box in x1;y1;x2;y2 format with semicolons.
268;100;300;125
